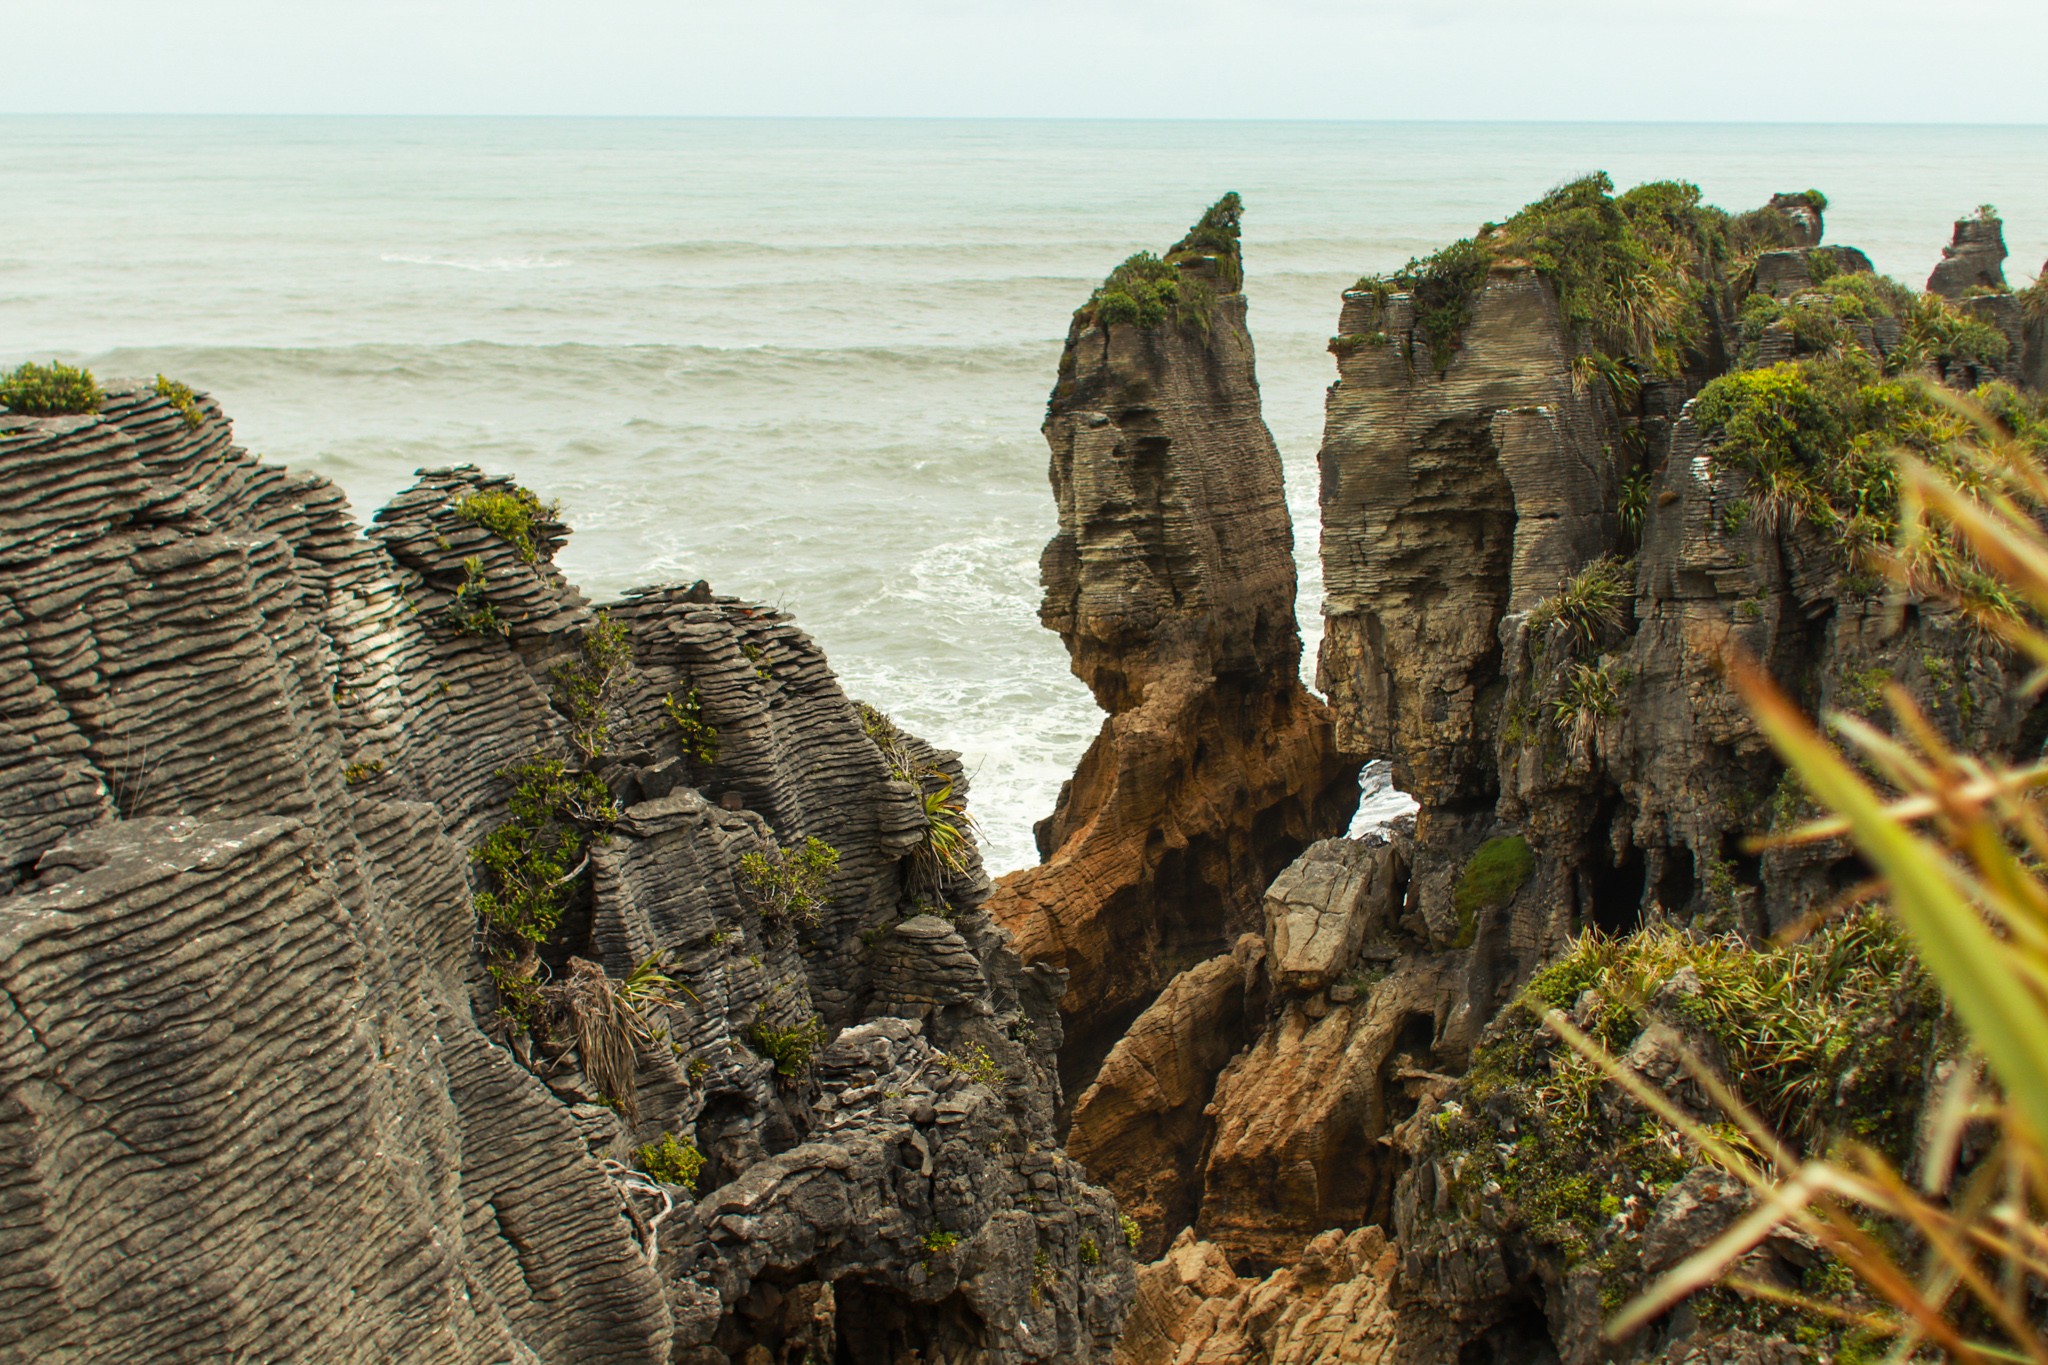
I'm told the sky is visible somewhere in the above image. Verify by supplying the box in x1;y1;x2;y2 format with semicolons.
6;0;2047;123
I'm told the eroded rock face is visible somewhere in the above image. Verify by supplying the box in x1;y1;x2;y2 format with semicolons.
0;387;1131;1362
986;197;1359;1102
1927;210;2009;297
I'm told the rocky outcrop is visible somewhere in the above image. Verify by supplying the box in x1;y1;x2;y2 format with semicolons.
1927;209;2008;297
1115;1227;1409;1365
986;196;1358;1099
1076;183;2048;1365
0;385;1132;1362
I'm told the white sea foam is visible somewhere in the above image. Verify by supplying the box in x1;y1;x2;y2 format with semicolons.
380;252;574;272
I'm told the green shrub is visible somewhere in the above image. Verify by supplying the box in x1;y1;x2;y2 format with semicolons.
921;1229;959;1255
0;360;102;415
738;836;839;928
1118;1212;1142;1252
552;610;633;760
937;1041;1005;1088
1527;556;1632;654
152;374;203;428
1090;251;1186;328
446;557;508;637
1451;836;1534;946
636;1131;707;1192
454;485;559;563
471;757;619;946
1078;1236;1100;1267
663;687;719;770
1552;660;1625;734
342;759;385;786
750;1015;828;1078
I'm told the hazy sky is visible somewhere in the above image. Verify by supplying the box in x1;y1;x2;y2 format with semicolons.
8;0;2046;122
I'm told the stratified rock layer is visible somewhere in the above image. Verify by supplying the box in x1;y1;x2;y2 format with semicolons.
986;198;1358;1102
0;387;1132;1363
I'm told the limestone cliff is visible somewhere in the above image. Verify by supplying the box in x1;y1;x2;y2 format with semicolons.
1096;183;2048;1364
0;384;1133;1362
986;196;1358;1098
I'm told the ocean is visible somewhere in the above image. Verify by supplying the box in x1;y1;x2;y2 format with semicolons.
5;117;2046;870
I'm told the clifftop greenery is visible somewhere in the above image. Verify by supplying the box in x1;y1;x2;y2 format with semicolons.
1;360;103;416
1355;174;1747;374
455;484;560;564
1080;191;1242;330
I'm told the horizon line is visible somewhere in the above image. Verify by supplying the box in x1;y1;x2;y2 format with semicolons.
4;112;2048;129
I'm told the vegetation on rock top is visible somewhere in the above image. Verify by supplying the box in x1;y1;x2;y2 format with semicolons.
455;484;560;563
152;374;203;428
1;360;103;415
1080;191;1242;330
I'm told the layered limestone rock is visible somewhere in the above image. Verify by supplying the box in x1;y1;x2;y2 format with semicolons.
0;385;1132;1363
986;196;1358;1098
1087;184;2048;1364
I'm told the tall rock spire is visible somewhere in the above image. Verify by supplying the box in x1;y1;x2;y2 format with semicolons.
987;195;1358;1100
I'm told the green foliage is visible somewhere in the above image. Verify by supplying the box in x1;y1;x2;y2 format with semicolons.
447;556;508;638
1552;660;1625;734
750;1015;828;1078
1894;290;2009;373
741;642;773;680
1527;556;1632;654
1118;1212;1142;1252
738;836;840;928
454;485;559;564
342;759;385;786
663;687;719;770
1078;1236;1100;1267
1451;836;1534;947
1692;357;1977;546
1090;252;1189;329
552;610;634;760
1428;913;1937;1312
1167;190;1243;286
488;963;549;1033
1;360;102;415
1359;174;1734;379
152;374;203;427
937;1041;1005;1089
636;1131;706;1192
921;1229;959;1255
471;757;619;946
1372;236;1492;373
1618;470;1652;540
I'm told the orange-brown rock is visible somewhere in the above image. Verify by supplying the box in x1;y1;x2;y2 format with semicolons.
1115;1227;1410;1365
986;194;1358;1099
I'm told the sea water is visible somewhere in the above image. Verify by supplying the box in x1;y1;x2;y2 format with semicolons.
5;117;2047;869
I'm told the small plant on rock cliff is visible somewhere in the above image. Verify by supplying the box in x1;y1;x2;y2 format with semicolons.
1618;470;1652;541
921;1229;959;1256
1450;835;1533;948
0;360;102;415
909;777;976;900
471;756;619;949
636;1131;706;1193
738;836;839;928
937;1041;1005;1089
1527;556;1633;655
662;686;719;772
151;374;203;427
552;609;634;759
1078;1236;1100;1267
446;557;508;637
454;484;559;564
1118;1212;1142;1252
1551;660;1625;748
750;1015;827;1079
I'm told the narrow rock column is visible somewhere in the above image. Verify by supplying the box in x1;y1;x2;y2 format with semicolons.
986;195;1358;1101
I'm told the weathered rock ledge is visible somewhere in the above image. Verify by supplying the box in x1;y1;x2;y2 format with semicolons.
0;385;1133;1362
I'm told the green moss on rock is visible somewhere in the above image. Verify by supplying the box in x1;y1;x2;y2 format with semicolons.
1451;835;1533;946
